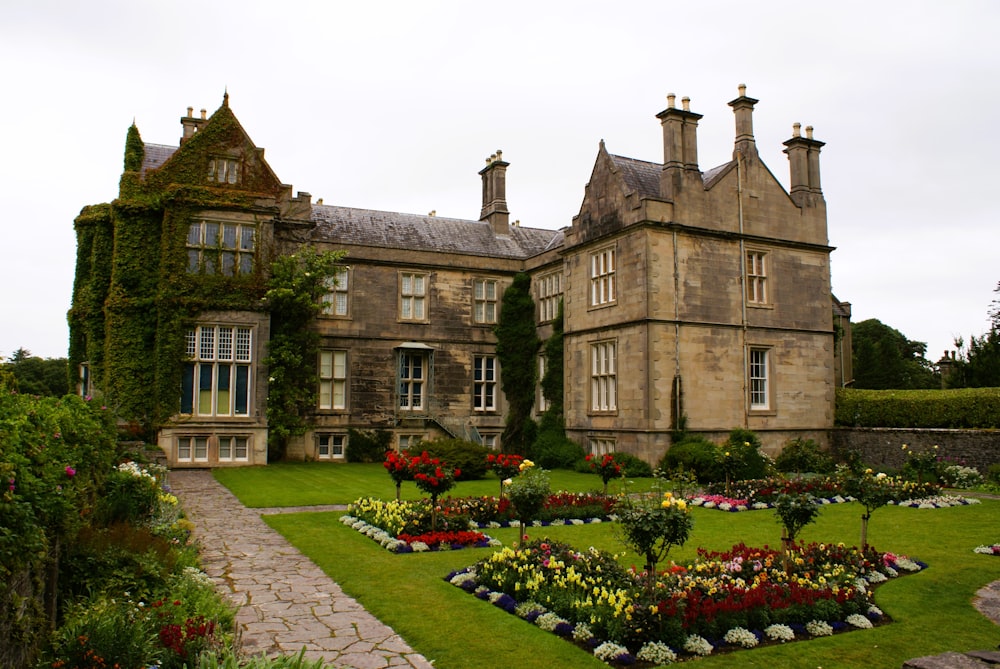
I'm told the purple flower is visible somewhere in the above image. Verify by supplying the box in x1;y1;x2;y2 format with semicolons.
65;466;76;478
7;478;14;492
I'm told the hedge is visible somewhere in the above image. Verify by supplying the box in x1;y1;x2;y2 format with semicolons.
835;387;1000;428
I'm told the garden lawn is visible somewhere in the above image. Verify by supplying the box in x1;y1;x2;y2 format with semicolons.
213;466;1000;669
211;462;656;507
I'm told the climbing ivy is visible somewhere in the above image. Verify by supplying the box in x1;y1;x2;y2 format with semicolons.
264;247;345;460
494;273;540;454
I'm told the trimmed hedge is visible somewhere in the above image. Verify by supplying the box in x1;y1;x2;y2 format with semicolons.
836;387;1000;428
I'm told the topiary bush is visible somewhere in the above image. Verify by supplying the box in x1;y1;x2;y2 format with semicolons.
415;437;489;480
775;438;835;474
658;435;722;483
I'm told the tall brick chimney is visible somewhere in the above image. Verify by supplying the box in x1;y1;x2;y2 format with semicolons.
782;122;825;207
479;150;510;235
656;94;703;201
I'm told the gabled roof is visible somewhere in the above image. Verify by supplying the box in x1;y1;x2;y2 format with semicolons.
141;143;176;175
310;205;560;260
607;153;735;196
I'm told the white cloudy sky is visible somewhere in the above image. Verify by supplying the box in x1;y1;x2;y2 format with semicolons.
1;0;997;362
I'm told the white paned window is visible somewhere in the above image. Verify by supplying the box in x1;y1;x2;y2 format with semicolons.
400;272;427;320
218;436;249;462
317;434;346;460
473;278;498;324
177;436;208;463
320;267;350;316
398;352;426;410
590;437;616;457
590;247;616;306
746;251;768;304
186;219;255;276
473;355;497;411
319;350;347;410
591;340;617;412
749;347;770;410
181;325;253;417
537;271;563;322
207;157;240;184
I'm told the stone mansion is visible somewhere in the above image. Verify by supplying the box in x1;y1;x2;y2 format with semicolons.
69;87;848;467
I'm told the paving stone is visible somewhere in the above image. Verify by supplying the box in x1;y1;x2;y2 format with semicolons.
903;652;994;668
169;469;431;668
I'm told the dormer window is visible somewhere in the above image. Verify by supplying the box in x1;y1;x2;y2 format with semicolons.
208;157;240;184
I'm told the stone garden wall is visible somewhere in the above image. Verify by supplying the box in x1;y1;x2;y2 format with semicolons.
831;428;1000;471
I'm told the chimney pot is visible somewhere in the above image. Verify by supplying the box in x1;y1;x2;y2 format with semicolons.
187;106;194;117
682;96;690;112
200;109;207;120
793;122;801;137
739;83;747;97
667;93;676;108
806;125;814;139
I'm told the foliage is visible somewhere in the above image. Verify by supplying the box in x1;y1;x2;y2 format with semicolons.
617;490;693;585
659;434;722;482
939;463;984;489
95;462;163;526
1;349;69;397
540;299;564;419
505;460;551;532
531;423;584;469
773;493;820;542
346;428;392;463
721;429;772;481
775;437;835;474
835;386;1000;428
900;443;940;484
851;318;938;389
948;327;1000;388
416;437;489;480
585;453;622;491
494;273;540;454
264;248;346;460
486;452;523;497
408;451;460;500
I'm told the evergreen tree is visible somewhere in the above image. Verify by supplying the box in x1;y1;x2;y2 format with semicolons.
949;282;1000;387
851;319;937;389
494;273;540;454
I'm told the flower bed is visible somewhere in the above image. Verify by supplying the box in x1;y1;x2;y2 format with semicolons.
889;495;981;509
974;544;1000;556
340;514;501;553
687;493;849;512
448;538;924;665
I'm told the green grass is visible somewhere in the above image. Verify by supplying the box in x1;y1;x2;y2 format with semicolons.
214;466;1000;669
211;462;656;507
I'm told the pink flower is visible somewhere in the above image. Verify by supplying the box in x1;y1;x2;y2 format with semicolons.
65;466;76;478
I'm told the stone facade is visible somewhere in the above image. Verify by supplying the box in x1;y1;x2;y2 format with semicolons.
69;87;840;467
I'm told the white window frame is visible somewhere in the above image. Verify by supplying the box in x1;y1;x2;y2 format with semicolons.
746;250;768;305
320;266;350;317
318;350;347;410
218;436;249;462
473;355;497;412
181;325;253;417
537;271;562;322
590;340;617;412
317;433;346;460
186;219;256;276
590;246;616;306
473;278;499;324
749;347;771;411
177;436;209;463
207;157;240;184
590;437;616;457
398;352;427;411
400;272;427;321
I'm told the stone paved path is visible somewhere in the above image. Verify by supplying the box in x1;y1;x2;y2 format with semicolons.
169;470;434;669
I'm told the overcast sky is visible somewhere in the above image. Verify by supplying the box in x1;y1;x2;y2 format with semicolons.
1;0;997;364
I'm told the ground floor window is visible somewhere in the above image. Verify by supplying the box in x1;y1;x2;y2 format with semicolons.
749;347;771;410
317;434;346;460
218;436;249;462
177;436;209;463
481;433;499;450
398;434;424;451
590;437;616;457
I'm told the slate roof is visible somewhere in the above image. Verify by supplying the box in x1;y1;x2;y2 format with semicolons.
310;205;561;260
142;143;177;175
608;153;733;195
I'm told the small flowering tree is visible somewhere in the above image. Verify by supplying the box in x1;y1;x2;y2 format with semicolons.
774;493;820;573
505;459;550;544
585;453;622;494
841;468;901;549
486;452;524;498
902;443;940;484
617;490;693;594
409;451;460;530
383;450;412;501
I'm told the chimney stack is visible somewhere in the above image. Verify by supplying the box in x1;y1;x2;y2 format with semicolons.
180;106;208;145
782;121;825;206
479;150;510;235
656;93;703;200
728;84;759;159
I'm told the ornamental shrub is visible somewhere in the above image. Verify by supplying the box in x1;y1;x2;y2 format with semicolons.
532;429;585;469
612;452;654;478
416;437;489;480
346;428;392;463
775;438;835;474
659;435;722;482
722;429;772;481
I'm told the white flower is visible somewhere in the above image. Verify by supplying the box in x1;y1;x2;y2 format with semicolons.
846;613;873;629
806;620;834;637
723;627;758;648
572;622;594;642
449;572;476;588
683;634;714;656
868;605;883;617
411;541;430;552
535;612;568;632
764;624;796;642
637;641;677;664
594;641;630;661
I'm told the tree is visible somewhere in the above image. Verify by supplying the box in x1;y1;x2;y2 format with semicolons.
948;282;1000;388
1;349;70;396
494;273;540;454
851;319;937;389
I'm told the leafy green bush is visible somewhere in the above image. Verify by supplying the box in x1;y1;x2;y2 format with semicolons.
532;430;585;469
985;463;1000;486
658;435;721;482
611;452;654;478
835;387;1000;428
96;466;161;526
346;428;392;463
415;437;489;480
722;429;772;481
45;595;160;669
775;438;835;474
